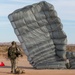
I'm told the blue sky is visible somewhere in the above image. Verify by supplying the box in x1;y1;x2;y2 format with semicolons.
0;0;75;44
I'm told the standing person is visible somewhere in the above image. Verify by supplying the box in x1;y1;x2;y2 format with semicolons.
8;41;23;74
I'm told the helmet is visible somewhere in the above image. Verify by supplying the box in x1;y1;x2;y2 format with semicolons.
11;41;16;45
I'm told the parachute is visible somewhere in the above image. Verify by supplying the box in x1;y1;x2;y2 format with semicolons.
8;1;68;69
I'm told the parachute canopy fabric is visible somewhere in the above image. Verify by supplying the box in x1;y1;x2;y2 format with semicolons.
8;1;67;69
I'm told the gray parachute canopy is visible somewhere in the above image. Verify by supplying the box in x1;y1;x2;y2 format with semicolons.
8;1;67;69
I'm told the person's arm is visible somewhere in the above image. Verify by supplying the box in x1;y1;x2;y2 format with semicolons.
16;46;23;57
8;47;11;58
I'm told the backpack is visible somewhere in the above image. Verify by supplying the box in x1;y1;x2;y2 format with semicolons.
8;46;21;59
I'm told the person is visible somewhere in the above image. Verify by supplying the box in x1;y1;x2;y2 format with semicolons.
63;55;70;69
8;41;23;74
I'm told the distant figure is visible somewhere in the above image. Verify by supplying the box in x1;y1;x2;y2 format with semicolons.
8;41;23;74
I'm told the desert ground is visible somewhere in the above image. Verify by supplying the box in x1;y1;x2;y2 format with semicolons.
0;44;75;75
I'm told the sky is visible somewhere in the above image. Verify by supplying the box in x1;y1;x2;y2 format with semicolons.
0;0;75;44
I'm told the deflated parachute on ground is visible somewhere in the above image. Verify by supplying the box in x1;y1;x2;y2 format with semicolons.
8;1;67;69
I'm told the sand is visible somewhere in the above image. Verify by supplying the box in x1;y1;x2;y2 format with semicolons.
0;56;75;75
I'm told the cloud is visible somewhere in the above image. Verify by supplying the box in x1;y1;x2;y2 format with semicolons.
10;0;33;2
53;1;75;21
0;0;75;43
1;0;75;19
0;0;75;23
0;21;12;28
9;0;44;3
52;0;75;6
0;3;26;17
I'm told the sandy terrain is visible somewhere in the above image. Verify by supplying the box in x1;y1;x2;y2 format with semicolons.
0;44;75;75
0;56;75;75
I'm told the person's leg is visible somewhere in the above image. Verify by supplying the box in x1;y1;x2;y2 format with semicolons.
10;59;14;73
65;59;70;69
13;59;18;73
63;56;70;69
